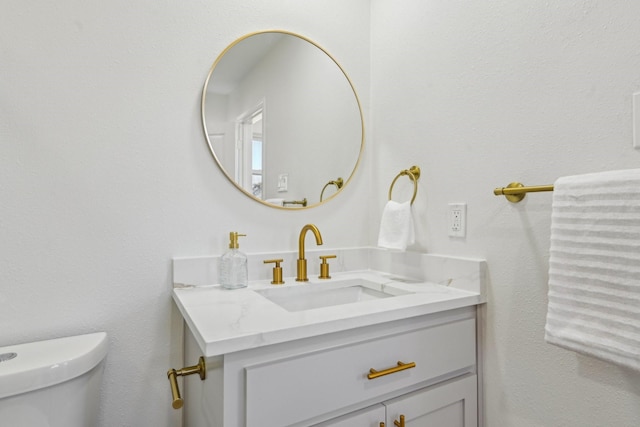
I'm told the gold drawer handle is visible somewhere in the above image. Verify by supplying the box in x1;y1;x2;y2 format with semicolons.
394;415;406;427
367;361;416;380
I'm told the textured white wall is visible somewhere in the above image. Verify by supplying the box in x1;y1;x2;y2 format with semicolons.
0;1;371;426
6;1;640;426
371;0;640;426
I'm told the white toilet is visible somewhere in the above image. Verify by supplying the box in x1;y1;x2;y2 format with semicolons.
0;332;108;426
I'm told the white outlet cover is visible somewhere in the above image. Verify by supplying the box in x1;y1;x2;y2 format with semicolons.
448;203;467;238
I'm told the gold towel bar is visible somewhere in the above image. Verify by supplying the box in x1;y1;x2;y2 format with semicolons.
283;198;308;207
389;166;421;205
494;182;554;203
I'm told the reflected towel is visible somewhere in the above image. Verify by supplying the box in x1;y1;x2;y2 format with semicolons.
545;169;640;371
377;200;415;251
265;198;284;207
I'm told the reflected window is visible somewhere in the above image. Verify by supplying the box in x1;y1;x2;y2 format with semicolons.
250;112;263;197
252;136;263;197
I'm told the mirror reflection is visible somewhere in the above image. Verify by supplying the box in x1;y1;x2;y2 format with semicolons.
202;31;364;209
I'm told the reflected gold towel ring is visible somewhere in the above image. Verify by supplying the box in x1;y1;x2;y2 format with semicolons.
388;166;421;205
319;177;344;202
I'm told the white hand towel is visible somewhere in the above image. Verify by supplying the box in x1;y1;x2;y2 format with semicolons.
377;200;415;251
545;169;640;371
265;198;285;206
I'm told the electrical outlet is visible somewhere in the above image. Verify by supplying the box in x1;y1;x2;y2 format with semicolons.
448;203;466;237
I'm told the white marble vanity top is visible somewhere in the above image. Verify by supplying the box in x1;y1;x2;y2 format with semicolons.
172;248;487;357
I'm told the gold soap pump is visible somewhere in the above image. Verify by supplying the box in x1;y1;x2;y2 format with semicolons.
220;232;248;289
228;232;245;249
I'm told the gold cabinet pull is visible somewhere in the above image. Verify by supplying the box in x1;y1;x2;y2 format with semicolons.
380;423;385;427
394;415;405;427
166;357;206;409
367;361;416;380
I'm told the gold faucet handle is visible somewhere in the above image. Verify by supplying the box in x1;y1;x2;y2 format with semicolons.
318;255;337;279
263;259;284;285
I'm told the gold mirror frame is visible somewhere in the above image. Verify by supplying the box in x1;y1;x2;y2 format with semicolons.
201;30;365;210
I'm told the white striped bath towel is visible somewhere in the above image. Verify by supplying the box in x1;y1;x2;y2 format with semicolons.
545;169;640;371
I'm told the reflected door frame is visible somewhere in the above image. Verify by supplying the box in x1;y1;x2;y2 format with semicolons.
235;99;265;196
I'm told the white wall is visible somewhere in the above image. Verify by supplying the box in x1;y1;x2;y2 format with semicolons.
0;1;371;426
371;0;640;426
6;1;640;426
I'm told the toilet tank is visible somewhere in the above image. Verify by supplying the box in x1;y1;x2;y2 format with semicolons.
0;332;108;427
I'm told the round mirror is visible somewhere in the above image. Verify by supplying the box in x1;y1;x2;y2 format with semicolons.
202;30;364;209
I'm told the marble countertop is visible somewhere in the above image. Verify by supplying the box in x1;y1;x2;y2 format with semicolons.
172;269;483;357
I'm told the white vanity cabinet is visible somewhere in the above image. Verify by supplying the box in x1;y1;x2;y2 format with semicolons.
318;374;476;427
183;306;478;427
314;404;386;426
381;374;477;427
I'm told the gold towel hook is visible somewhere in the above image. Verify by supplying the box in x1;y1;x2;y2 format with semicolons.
388;166;421;205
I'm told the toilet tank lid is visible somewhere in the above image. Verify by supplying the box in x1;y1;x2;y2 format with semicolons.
0;332;108;399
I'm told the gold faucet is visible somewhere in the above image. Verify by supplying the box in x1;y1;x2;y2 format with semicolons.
296;224;323;281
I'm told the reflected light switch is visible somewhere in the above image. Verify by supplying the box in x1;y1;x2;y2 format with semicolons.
277;174;288;192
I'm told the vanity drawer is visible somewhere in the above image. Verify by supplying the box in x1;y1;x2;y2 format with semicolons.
244;317;476;427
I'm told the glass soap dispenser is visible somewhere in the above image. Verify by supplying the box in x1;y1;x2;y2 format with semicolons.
220;232;248;289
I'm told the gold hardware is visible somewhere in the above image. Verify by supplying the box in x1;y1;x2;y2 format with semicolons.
318;255;337;279
264;259;284;284
296;224;323;282
228;232;246;249
380;423;385;427
283;198;308;207
320;177;344;202
394;415;406;427
167;357;206;410
367;361;416;380
388;166;420;205
493;182;554;203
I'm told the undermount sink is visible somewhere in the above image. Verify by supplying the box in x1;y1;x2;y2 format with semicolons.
255;278;407;312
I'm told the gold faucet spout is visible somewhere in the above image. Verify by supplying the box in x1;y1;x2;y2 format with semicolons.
297;224;323;281
298;224;323;260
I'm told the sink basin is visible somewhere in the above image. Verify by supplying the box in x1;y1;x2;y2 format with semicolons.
255;278;405;312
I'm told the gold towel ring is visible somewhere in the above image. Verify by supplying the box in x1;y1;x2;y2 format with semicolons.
319;177;344;202
388;166;421;205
